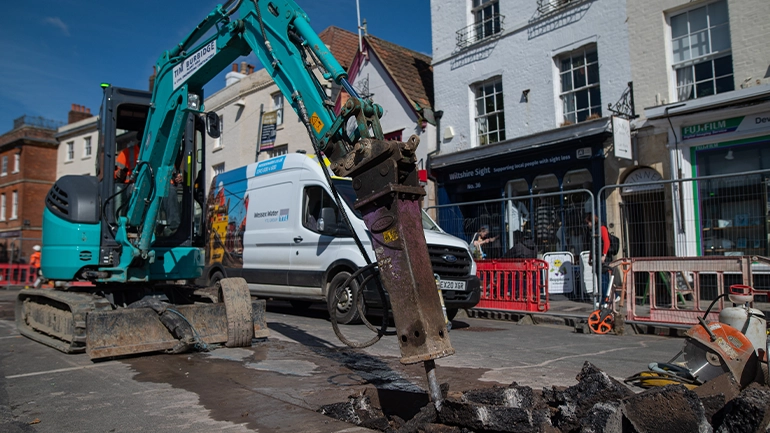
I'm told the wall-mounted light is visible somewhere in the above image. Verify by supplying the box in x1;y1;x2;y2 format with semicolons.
234;98;246;108
521;89;530;103
725;150;734;160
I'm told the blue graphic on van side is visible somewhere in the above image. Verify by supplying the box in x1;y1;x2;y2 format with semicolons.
255;155;286;176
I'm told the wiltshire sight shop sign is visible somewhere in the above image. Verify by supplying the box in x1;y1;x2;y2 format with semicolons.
682;113;770;141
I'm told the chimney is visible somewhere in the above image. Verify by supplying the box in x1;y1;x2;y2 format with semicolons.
247;64;255;75
226;63;247;87
149;66;157;92
68;103;92;124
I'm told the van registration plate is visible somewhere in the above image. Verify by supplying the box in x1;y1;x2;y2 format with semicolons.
440;280;466;291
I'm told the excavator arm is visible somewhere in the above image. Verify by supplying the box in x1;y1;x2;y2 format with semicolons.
116;0;451;407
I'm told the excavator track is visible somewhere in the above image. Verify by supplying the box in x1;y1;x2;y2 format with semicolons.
15;278;268;360
16;289;112;354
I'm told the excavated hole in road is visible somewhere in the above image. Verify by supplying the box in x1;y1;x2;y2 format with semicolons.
318;361;770;433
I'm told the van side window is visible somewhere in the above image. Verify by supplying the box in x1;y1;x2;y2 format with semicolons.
303;186;338;232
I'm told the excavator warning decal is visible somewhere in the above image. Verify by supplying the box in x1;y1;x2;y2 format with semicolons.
309;112;324;134
173;41;217;89
383;228;399;243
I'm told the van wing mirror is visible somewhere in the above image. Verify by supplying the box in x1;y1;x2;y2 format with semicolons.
318;207;337;235
205;112;221;138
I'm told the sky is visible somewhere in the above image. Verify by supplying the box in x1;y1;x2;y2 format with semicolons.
0;0;432;131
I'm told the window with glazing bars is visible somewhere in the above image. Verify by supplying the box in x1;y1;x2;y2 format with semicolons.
670;0;732;101
474;78;505;146
472;0;501;42
559;47;601;124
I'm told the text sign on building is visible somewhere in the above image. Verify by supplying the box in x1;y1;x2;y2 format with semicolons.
612;116;632;160
260;110;278;150
681;113;770;141
446;153;573;183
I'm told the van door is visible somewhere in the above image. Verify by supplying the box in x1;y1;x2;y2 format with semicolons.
242;180;294;292
289;184;343;296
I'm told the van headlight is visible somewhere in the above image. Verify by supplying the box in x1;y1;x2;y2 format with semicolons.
470;256;477;275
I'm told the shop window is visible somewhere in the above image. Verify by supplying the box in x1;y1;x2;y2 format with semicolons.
697;142;770;256
558;46;601;124
505;179;530;245
473;77;505;146
670;0;733;101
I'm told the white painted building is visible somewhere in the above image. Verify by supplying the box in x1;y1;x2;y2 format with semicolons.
428;0;631;249
55;107;98;178
430;0;631;152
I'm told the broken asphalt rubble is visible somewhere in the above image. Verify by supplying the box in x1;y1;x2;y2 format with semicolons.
319;361;770;433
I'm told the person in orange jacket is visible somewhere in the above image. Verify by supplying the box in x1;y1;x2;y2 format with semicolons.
30;245;42;288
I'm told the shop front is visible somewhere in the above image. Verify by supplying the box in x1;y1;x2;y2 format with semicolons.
645;88;770;258
686;113;770;257
429;119;611;257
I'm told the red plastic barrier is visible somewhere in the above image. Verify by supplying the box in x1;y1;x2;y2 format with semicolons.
475;259;549;312
0;264;37;287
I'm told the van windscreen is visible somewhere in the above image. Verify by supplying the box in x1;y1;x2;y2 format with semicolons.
331;179;363;218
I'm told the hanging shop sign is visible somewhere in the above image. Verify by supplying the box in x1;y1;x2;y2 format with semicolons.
259;110;278;150
612;116;632;160
682;112;770;141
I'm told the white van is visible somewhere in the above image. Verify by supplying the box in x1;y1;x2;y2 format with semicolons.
203;153;480;324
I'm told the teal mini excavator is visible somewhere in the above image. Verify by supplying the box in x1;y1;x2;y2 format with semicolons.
17;0;452;409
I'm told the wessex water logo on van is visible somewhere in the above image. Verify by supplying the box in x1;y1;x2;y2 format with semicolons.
254;208;289;223
255;156;286;176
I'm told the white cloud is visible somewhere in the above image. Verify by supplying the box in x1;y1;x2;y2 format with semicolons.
43;17;70;36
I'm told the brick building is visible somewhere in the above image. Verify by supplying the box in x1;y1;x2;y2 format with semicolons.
0;115;62;263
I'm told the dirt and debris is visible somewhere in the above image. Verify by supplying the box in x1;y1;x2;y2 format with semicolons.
319;361;770;433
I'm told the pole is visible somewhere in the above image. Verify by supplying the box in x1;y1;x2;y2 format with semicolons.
255;103;264;162
356;0;363;52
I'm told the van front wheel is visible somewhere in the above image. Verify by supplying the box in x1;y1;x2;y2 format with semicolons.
327;271;363;325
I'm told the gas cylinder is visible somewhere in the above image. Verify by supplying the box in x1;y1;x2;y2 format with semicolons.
719;285;767;355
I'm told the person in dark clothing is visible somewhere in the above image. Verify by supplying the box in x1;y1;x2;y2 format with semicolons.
503;230;537;259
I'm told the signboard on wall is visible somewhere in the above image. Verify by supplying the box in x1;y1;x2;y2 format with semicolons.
543;252;575;294
682;112;770;141
259;110;278;150
612;116;632;160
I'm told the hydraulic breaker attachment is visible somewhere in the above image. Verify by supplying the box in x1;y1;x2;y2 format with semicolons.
332;134;454;408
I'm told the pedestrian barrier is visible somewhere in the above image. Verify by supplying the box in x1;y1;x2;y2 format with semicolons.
475;259;549;312
0;263;38;287
614;256;770;326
